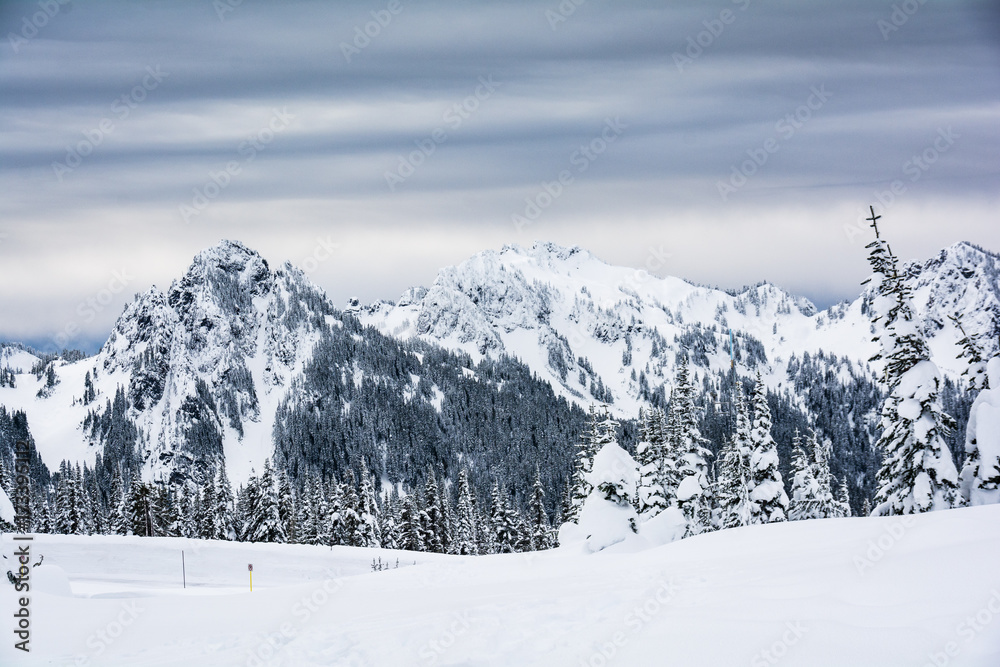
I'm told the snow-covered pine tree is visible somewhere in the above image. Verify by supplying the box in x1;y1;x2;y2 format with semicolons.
515;513;534;553
397;493;424;552
787;431;818;521
276;469;297;543
717;387;754;529
423;473;448;553
340;472;364;547
235;476;256;542
442;483;457;552
635;408;668;520
567;406;601;522
960;357;1000;506
671;356;715;537
356;471;382;548
196;475;219;539
949;314;989;391
126;481;154;537
327;478;348;546
177;482;197;538
33;492;51;534
81;467;101;535
656;407;682;508
151;482;178;537
292;480;311;545
242;461;286;543
298;475;324;545
864;216;962;515
528;466;551;549
55;460;85;535
490;482;520;554
747;376;789;523
111;484;128;536
381;487;401;551
453;468;479;555
810;432;839;518
216;466;237;540
836;479;853;517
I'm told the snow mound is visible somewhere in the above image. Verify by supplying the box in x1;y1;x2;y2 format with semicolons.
574;490;642;553
638;506;687;546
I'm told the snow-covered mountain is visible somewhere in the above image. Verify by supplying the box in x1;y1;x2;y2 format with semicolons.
0;241;584;497
2;239;996;493
1;241;336;485
358;241;999;416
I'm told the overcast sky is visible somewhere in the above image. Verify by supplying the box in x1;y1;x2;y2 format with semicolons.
1;0;998;353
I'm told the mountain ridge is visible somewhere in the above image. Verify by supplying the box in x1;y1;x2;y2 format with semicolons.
1;238;994;500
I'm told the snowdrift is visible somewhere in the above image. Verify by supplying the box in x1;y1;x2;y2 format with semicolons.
3;505;999;666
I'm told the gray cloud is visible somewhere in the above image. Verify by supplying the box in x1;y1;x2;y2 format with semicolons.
1;0;998;352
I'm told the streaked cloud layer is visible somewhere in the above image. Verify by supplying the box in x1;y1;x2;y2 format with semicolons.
1;0;998;351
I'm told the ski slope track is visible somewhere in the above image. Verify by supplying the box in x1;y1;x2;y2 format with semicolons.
2;504;999;666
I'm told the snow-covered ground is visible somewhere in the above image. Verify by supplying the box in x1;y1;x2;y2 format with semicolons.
3;505;999;666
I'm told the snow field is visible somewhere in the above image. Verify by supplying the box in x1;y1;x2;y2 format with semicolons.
2;504;999;666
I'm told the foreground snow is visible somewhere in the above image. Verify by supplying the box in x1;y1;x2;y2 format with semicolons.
3;506;1000;666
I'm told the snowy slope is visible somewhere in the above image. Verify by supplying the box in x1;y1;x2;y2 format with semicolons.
359;241;1000;415
3;504;999;666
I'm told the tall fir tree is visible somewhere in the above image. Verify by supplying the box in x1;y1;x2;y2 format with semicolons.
811;432;840;518
787;431;818;521
747;376;789;523
381;487;401;551
422;473;448;553
107;466;128;535
33;492;52;534
567;406;601;523
327;478;349;546
864;215;961;514
717;387;754;529
397;493;425;552
55;461;85;535
356;471;383;548
242;461;286;543
177;483;197;538
635;408;668;520
671;357;715;536
960;358;1000;506
216;466;237;541
196;475;220;539
528;466;551;550
276;469;297;544
949;314;989;391
453;468;479;555
836;479;853;517
490;482;520;554
126;481;154;537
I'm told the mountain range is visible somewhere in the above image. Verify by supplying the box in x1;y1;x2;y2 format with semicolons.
1;239;997;507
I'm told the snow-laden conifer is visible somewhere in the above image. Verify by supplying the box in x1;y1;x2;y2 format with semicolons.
748;376;788;523
960;357;1000;506
864;221;961;515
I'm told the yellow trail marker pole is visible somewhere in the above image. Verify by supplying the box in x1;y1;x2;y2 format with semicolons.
248;563;253;592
